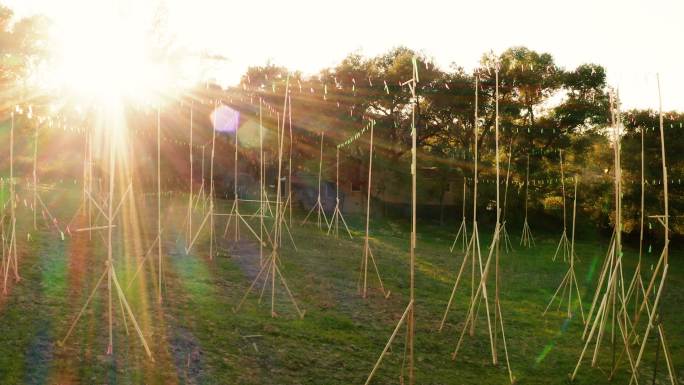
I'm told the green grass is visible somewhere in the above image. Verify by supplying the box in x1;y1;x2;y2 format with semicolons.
0;190;682;384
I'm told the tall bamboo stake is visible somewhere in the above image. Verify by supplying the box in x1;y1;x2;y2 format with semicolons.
186;105;193;247
157;107;163;303
288;95;293;228
359;120;389;299
259;99;264;264
363;56;418;385
33;123;37;230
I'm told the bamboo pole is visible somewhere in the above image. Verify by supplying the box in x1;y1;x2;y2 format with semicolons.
288;95;293;228
259;99;264;264
186;105;193;247
359;121;389;298
157;107;163;303
363;57;418;385
33;123;37;230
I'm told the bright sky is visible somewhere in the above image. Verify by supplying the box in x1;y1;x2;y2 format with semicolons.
6;0;684;111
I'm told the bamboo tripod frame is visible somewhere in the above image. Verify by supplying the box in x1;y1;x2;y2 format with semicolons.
623;125;646;334
2;113;19;293
363;57;417;385
500;138;514;254
327;147;353;238
571;91;642;383
552;150;572;262
449;180;468;253
448;67;514;383
358;120;389;299
520;153;535;247
223;107;261;245
301;131;329;230
31;122;65;238
186;103;217;259
60;116;153;360
439;74;483;337
543;176;584;323
589;78;677;385
65;127;93;241
234;79;304;319
266;111;297;251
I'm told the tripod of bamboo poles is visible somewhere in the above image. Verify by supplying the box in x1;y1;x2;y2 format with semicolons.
439;74;484;335
520;153;535;247
450;65;514;384
234;80;305;319
60;114;153;360
222;107;262;245
186;103;217;260
190;145;208;215
449;179;468;253
252;100;275;225
625;74;677;384
29;122;66;239
184;105;194;248
127;108;164;301
358;120;390;299
2;112;20;294
266;110;298;251
552;150;572;262
623;125;646;325
571;91;640;383
500;137;514;253
600;77;676;384
543;175;585;323
363;55;418;385
301;131;330;230
327;147;353;238
66;126;94;241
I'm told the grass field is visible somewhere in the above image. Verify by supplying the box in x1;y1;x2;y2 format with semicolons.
0;188;682;385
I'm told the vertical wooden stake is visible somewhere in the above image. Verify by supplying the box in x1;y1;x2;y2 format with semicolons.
157;107;163;303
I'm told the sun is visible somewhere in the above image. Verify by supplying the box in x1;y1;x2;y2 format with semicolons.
44;7;179;108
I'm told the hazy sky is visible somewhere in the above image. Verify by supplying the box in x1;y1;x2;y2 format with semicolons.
7;0;684;111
